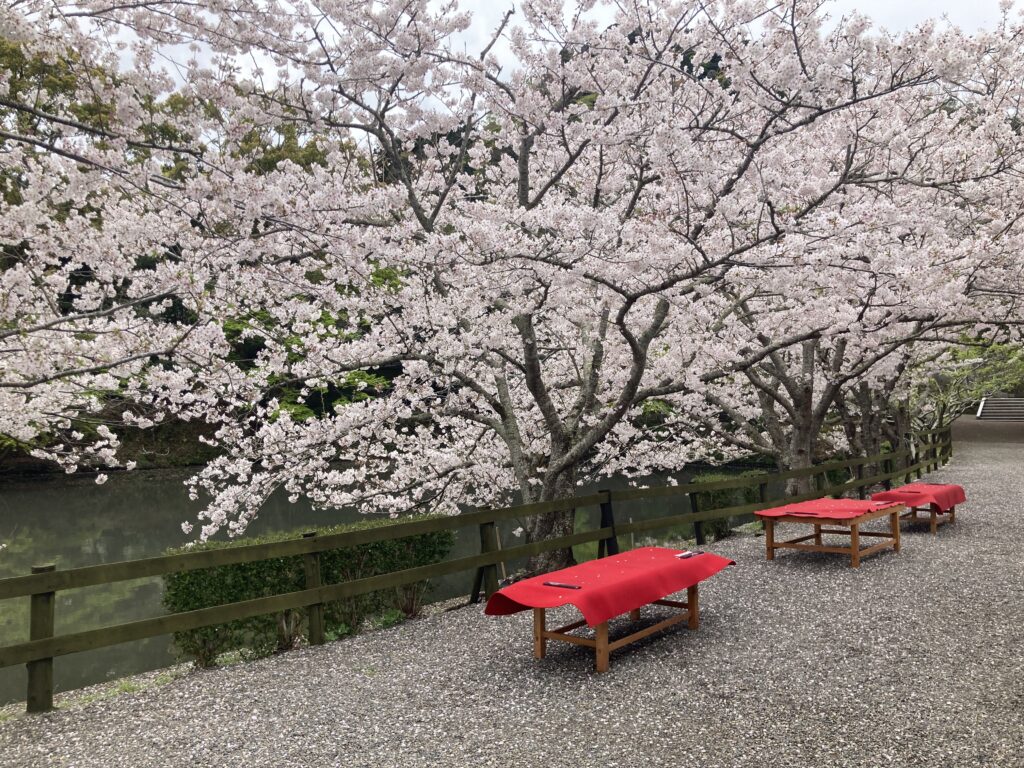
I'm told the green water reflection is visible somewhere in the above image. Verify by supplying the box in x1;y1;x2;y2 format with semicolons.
0;468;360;705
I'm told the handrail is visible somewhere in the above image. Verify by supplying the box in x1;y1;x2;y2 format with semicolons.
0;427;953;710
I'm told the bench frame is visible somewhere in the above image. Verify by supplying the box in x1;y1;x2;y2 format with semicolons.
901;505;956;535
532;585;699;673
761;505;904;568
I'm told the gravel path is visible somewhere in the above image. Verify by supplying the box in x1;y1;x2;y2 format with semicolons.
2;420;1022;768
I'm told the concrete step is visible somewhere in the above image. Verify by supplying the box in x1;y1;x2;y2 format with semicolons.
977;397;1024;420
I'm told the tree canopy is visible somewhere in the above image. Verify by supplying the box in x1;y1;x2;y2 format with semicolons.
2;1;1023;568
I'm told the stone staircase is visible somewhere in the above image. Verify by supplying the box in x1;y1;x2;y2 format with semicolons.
976;397;1024;421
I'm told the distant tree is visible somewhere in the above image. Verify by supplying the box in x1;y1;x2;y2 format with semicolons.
910;343;1024;429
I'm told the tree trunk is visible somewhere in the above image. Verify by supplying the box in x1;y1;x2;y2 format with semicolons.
782;380;817;495
524;468;578;574
882;399;912;472
848;383;885;479
882;402;908;450
781;426;816;495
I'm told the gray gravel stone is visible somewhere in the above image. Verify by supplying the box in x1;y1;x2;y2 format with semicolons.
1;420;1022;767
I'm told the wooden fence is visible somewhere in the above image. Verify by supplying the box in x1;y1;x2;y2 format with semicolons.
0;428;952;712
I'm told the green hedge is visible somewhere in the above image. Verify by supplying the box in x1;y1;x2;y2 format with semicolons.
162;517;455;667
691;469;769;541
823;465;854;490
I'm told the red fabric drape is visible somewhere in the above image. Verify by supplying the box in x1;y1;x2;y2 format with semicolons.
755;498;903;520
484;546;733;627
871;483;966;512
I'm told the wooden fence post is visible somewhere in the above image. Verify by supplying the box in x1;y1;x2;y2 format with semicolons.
883;457;893;490
757;483;769;533
855;462;866;499
302;533;325;646
690;493;705;545
469;518;501;603
26;564;56;714
596;490;619;558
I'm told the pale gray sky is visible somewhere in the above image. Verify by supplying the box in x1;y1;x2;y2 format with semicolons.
829;0;1009;31
460;0;1012;29
455;1;1014;64
129;2;1017;89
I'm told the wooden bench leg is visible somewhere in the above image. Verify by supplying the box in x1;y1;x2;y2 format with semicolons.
814;524;822;546
949;506;956;524
533;608;546;659
930;509;938;535
629;608;641;621
687;585;699;630
850;524;860;568
891;510;901;553
595;622;609;672
765;519;775;560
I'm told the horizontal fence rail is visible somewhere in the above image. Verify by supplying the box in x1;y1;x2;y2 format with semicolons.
0;428;952;711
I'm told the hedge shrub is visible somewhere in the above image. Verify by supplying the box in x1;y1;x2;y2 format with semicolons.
162;517;455;667
824;465;854;490
691;469;769;541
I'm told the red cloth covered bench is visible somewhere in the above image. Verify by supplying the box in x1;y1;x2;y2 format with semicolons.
485;547;733;672
754;499;905;567
871;482;966;535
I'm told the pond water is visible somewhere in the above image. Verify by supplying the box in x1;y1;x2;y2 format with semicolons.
0;464;762;706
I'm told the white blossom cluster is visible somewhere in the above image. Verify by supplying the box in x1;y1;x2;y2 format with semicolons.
1;1;1022;544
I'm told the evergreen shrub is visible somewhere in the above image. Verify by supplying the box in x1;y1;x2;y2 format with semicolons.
162;517;454;667
691;469;769;540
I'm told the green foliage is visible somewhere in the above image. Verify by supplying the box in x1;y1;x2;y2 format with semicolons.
235;123;328;175
370;263;404;291
162;517;454;667
220;304;389;423
275;399;317;422
912;342;1024;428
0;434;27;451
0;39;111;149
0;38;197;191
640;399;673;416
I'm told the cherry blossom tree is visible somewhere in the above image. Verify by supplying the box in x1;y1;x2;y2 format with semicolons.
665;6;1024;488
686;224;1024;488
3;1;1024;571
